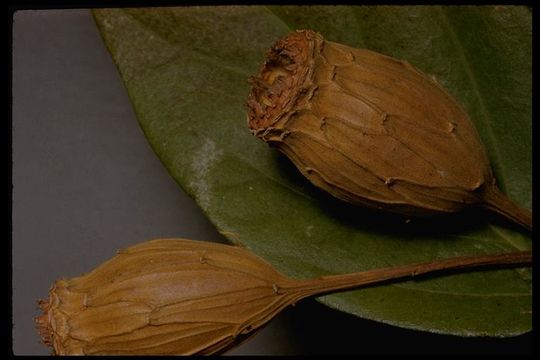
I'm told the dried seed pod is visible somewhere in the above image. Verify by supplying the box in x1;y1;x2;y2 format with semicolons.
36;239;301;355
36;238;531;355
246;30;531;230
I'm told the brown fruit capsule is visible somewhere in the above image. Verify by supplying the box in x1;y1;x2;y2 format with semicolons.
246;30;531;230
36;239;299;355
36;238;531;355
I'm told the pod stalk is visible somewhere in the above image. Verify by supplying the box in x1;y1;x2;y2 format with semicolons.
293;250;532;298
482;186;532;231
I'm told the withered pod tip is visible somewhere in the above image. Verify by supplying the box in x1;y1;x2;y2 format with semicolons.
36;299;53;349
247;30;321;134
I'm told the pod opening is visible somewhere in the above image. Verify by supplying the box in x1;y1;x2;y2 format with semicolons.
247;30;317;133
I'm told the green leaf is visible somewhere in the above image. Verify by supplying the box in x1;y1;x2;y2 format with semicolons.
92;6;531;336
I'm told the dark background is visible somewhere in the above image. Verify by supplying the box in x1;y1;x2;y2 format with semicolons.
11;9;533;355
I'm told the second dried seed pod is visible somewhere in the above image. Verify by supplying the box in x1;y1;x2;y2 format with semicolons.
36;239;302;355
36;238;532;355
247;30;531;230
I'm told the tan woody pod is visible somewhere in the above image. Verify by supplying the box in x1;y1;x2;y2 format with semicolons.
247;30;531;230
36;239;303;355
36;238;532;355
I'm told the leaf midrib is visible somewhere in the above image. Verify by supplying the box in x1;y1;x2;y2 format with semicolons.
393;281;530;297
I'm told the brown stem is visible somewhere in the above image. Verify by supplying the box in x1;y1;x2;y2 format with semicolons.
482;185;532;231
292;250;531;298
